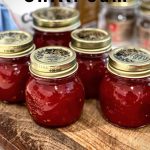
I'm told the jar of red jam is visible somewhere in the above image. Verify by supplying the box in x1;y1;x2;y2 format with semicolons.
100;47;150;128
0;31;35;103
32;7;80;48
138;1;150;50
70;28;111;99
25;46;84;127
105;0;138;44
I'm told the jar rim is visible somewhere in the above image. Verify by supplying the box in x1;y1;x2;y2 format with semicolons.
0;44;36;58
32;21;81;32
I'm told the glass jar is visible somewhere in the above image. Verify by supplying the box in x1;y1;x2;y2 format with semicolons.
32;7;81;48
70;28;111;99
105;0;138;44
138;1;150;50
25;46;84;127
0;31;35;103
100;47;150;128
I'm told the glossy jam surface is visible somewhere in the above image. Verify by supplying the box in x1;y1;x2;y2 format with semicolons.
100;72;150;128
77;53;108;99
0;57;29;103
25;73;84;127
33;30;72;48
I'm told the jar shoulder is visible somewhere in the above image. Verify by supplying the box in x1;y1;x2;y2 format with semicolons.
77;54;107;65
0;59;29;77
33;30;71;36
101;73;150;96
26;75;84;96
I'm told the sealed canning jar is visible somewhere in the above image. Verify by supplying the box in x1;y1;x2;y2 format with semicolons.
25;46;84;127
105;0;138;44
32;7;81;48
100;47;150;128
0;31;35;103
138;1;150;50
70;28;111;99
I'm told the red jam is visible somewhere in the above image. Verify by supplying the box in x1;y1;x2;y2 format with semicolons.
25;46;84;127
77;53;107;99
100;72;150;128
99;47;150;128
34;30;72;48
0;31;35;103
32;7;80;48
70;28;111;99
0;57;29;103
26;73;84;127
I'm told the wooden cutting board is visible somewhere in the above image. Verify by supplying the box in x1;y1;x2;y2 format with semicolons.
0;100;149;150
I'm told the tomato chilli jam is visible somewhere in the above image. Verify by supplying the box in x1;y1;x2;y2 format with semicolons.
0;31;35;103
25;46;84;127
32;7;81;48
100;47;150;128
70;28;111;99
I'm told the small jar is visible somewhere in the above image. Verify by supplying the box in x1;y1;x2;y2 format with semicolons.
105;0;138;44
25;46;84;127
32;7;81;48
70;28;111;99
0;31;35;103
100;47;150;128
138;1;150;50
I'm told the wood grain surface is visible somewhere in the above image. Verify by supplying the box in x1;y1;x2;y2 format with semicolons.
0;100;149;150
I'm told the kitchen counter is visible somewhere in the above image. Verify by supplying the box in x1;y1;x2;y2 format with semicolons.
0;100;149;150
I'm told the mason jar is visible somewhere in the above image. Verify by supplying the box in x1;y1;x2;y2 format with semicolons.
0;31;35;103
32;7;81;48
100;47;150;128
70;28;111;99
25;46;85;127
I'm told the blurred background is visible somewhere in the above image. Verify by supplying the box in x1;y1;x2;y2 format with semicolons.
0;0;149;50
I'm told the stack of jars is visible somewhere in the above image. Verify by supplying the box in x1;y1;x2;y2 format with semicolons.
0;6;150;129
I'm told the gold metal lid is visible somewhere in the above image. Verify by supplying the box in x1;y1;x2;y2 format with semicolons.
108;0;138;8
30;46;78;79
0;31;35;58
70;28;111;54
32;7;81;32
108;47;150;78
140;1;150;15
